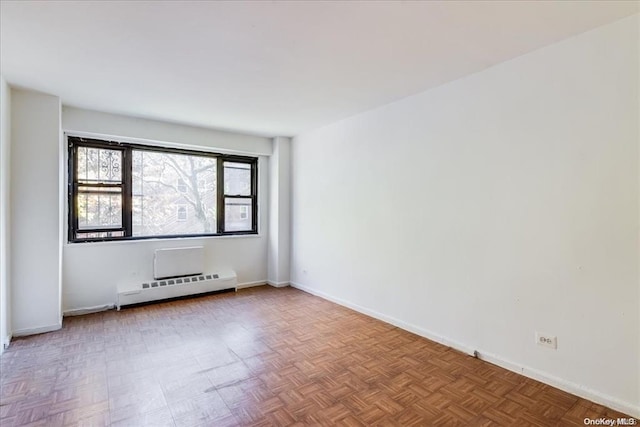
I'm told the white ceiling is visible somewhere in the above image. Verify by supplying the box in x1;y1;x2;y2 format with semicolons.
1;1;637;137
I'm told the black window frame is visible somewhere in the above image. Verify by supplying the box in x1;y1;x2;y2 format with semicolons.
68;135;258;243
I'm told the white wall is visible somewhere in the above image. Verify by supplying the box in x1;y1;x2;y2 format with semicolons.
291;15;639;416
267;136;291;286
11;89;62;335
0;76;12;351
63;107;272;156
62;108;272;312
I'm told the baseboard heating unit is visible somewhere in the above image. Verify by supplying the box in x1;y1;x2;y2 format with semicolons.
116;269;237;310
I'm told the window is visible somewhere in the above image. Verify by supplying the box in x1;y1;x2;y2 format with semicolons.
176;205;187;221
177;179;187;193
223;162;255;232
73;145;125;240
68;136;258;242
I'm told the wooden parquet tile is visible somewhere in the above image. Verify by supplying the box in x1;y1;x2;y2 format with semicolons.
0;286;635;426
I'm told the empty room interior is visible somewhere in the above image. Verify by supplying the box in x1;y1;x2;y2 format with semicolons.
0;1;639;426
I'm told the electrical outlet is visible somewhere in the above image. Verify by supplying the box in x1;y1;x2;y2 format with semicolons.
535;332;557;349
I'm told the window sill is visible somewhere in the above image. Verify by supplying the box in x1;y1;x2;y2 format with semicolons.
64;233;262;247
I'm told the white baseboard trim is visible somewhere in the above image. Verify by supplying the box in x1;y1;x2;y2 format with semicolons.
476;350;640;418
64;304;114;317
290;282;475;355
236;280;268;290
12;322;62;337
267;280;290;288
290;281;640;419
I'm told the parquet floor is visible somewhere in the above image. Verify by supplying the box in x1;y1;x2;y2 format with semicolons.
0;286;633;426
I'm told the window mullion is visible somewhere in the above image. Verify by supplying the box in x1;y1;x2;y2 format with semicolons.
69;143;77;241
217;157;225;233
252;160;258;232
123;147;133;237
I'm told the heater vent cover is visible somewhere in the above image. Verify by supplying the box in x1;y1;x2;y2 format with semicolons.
117;269;236;309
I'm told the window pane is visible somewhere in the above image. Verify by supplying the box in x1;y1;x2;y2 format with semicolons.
132;150;217;236
225;197;252;231
77;192;122;229
224;162;251;196
77;147;122;183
